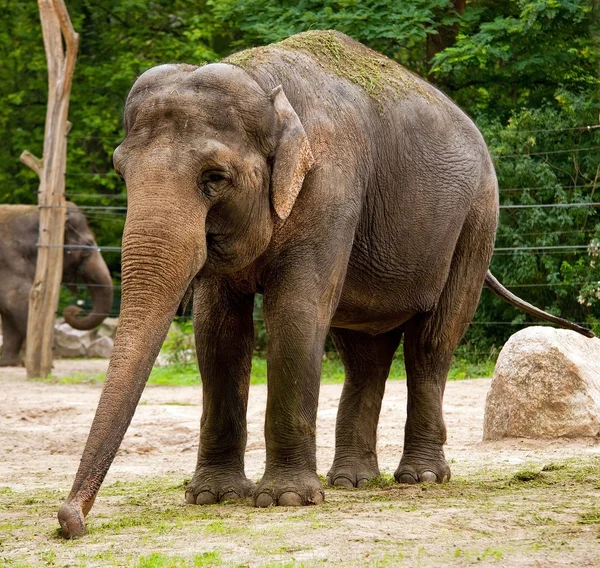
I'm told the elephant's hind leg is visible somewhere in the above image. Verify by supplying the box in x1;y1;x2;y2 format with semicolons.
327;328;403;488
185;278;255;505
397;211;494;484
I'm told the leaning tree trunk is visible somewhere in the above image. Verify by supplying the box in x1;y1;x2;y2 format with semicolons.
23;0;79;378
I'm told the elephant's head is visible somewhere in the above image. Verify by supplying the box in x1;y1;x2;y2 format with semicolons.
62;203;114;330
58;63;314;537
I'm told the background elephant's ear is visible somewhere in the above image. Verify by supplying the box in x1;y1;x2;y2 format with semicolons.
270;85;314;221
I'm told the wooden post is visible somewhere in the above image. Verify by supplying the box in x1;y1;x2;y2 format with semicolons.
24;0;79;378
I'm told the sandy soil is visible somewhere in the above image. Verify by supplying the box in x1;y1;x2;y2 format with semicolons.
1;359;599;567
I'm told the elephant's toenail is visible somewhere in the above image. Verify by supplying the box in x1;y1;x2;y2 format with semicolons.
420;471;437;483
356;478;369;488
278;492;302;506
184;491;196;504
333;476;354;488
221;490;240;502
398;473;418;484
310;491;325;505
441;474;450;483
195;491;217;505
255;493;274;508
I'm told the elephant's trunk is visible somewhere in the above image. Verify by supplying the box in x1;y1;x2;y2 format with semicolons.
63;250;114;330
58;199;206;538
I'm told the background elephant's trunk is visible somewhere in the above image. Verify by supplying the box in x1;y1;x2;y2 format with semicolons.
58;201;206;538
63;250;114;330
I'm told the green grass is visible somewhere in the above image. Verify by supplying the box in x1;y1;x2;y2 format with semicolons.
2;457;599;567
47;356;495;387
134;552;222;568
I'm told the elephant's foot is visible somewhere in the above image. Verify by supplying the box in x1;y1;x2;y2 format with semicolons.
326;455;380;488
185;468;255;505
394;450;451;484
0;356;23;367
254;469;324;507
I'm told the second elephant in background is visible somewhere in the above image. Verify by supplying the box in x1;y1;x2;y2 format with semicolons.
0;202;114;366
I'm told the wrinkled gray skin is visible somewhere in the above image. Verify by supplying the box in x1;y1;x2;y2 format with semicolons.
57;31;591;537
0;203;114;366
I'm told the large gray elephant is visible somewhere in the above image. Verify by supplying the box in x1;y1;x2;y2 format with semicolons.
0;202;114;366
58;30;592;537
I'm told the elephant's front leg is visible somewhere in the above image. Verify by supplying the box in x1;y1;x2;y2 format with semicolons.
254;275;339;508
185;278;255;505
0;308;27;367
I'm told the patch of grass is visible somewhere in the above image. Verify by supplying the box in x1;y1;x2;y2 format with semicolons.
373;552;406;567
148;365;200;386
38;550;56;566
31;372;106;385
579;510;600;524
2;457;600;567
49;354;494;387
452;546;504;563
134;552;222;568
511;466;544;483
447;358;496;380
204;520;243;535
259;563;309;568
362;475;397;490
542;462;567;472
0;520;26;532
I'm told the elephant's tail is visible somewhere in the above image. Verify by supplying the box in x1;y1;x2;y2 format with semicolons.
484;271;595;338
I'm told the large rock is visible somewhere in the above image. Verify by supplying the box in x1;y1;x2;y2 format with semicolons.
88;336;114;358
54;322;95;357
483;327;600;440
97;317;118;340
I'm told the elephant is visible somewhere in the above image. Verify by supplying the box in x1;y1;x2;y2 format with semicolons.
0;202;114;366
57;30;592;537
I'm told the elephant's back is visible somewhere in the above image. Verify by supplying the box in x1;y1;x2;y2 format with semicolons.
0;205;39;286
0;204;38;225
226;30;443;110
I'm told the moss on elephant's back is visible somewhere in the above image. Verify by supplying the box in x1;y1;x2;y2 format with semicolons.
225;30;432;102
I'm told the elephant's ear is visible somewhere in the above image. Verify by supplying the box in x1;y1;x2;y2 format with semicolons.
270;85;315;221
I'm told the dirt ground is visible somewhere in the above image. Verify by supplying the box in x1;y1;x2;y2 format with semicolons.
1;359;599;567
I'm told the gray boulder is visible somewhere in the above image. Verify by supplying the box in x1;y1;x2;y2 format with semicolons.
483;327;600;440
88;336;114;358
97;317;118;340
54;322;94;358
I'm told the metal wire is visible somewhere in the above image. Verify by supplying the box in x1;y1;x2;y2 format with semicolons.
496;145;600;158
500;202;600;209
494;245;591;252
62;281;600;290
66;193;127;200
36;201;600;212
45;245;599;254
37;244;122;251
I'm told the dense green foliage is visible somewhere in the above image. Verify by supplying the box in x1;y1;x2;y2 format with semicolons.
1;0;598;360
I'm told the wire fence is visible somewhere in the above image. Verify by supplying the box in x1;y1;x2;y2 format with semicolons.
30;123;599;361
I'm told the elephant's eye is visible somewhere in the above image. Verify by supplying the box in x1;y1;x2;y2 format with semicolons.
199;169;229;197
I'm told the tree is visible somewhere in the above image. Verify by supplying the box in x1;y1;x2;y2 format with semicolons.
431;0;600;349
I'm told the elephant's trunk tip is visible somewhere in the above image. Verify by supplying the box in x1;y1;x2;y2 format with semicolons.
63;305;107;331
57;502;87;539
